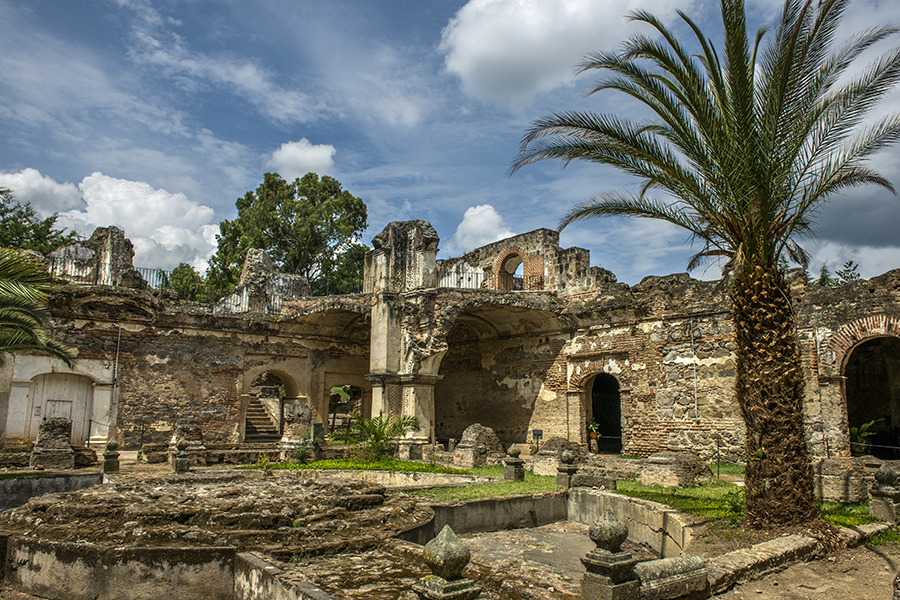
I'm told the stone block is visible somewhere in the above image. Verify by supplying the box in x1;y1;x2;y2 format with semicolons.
640;452;709;488
453;443;486;469
812;458;872;502
634;555;708;600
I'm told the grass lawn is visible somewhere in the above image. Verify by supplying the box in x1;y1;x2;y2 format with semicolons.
617;477;878;528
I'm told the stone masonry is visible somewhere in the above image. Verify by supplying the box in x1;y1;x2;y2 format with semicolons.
1;220;898;464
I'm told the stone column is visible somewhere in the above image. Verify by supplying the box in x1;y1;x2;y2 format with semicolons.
102;439;120;474
556;449;578;490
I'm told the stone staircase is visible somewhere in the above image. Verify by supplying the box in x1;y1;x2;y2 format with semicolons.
244;398;281;443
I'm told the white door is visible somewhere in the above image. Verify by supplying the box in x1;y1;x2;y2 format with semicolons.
29;374;94;446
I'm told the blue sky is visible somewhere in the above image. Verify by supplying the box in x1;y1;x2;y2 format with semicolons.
2;0;899;285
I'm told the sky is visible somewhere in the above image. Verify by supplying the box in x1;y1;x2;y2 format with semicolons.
1;0;900;285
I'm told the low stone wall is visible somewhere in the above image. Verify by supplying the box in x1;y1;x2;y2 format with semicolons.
5;536;235;600
0;473;103;511
567;488;701;558
397;492;568;545
234;552;335;600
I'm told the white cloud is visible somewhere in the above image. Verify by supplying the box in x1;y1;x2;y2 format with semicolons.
267;139;336;180
447;204;515;255
124;3;326;125
0;168;82;215
440;0;694;102
48;172;218;272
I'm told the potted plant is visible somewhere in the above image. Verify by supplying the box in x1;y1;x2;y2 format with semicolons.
587;419;599;440
849;418;883;456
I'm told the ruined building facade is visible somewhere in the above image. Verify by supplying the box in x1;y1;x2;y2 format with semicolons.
1;222;898;462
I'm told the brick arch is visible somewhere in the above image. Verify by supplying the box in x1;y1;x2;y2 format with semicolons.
491;246;544;291
821;315;900;378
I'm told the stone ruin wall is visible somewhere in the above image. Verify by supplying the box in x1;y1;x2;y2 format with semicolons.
39;286;371;450
3;221;899;462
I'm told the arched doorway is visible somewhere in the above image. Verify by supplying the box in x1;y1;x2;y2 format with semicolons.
590;373;622;454
845;336;900;459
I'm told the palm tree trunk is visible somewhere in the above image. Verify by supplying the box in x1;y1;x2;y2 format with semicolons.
731;264;818;527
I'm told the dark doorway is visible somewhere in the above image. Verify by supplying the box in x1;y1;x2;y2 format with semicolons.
845;337;900;459
591;373;622;454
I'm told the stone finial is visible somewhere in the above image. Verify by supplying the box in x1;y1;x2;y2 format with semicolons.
507;444;521;458
106;439;119;452
414;526;481;600
589;510;629;553
876;463;898;488
176;438;189;453
561;449;575;464
423;526;471;580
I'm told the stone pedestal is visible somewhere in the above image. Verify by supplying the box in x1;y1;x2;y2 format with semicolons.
29;418;75;470
503;444;525;482
172;438;191;474
102;439;120;473
412;525;480;600
168;422;207;466
556;449;578;490
453;443;486;469
869;463;900;523
399;439;425;461
581;510;639;600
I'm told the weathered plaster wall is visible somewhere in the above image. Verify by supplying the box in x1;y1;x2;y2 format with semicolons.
7;286;372;450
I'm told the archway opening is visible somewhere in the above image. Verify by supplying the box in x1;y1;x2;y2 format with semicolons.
498;254;524;291
590;373;622;454
845;336;900;459
245;372;285;443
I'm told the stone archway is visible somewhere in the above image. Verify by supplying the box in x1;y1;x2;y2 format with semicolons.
844;336;900;459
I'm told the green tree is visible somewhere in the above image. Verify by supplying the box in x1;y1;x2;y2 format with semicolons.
816;263;837;287
0;248;75;366
165;263;205;302
206;173;367;298
835;260;861;284
511;0;900;526
0;188;76;254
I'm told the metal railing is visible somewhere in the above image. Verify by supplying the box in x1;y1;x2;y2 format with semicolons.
437;271;485;289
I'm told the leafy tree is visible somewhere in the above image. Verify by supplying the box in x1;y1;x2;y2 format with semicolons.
0;188;76;254
835;260;861;284
330;412;421;460
816;263;837;287
0;248;75;366
165;263;205;302
511;0;900;526
206;173;367;298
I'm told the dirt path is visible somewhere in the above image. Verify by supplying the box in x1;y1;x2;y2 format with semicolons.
716;543;900;599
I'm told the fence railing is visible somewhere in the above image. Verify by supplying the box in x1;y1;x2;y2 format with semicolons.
437;271;484;289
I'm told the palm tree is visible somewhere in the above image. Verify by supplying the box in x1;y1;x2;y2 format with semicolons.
330;412;421;460
510;0;900;526
0;246;75;367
